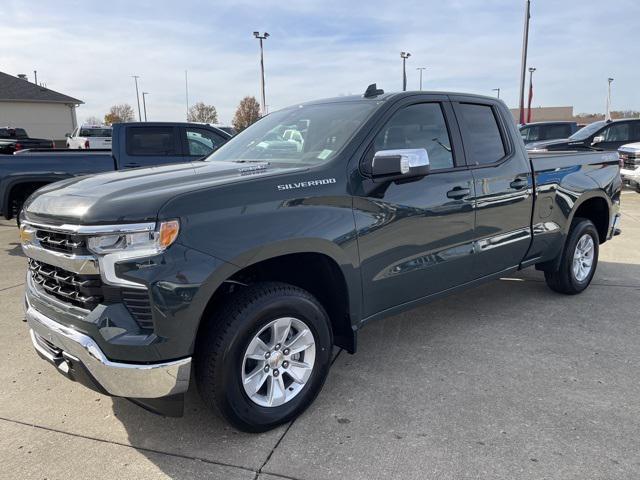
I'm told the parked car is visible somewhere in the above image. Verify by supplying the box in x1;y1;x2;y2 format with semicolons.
527;118;640;152
0;122;231;221
619;142;640;192
66;125;112;149
519;121;579;144
0;127;54;154
19;87;621;432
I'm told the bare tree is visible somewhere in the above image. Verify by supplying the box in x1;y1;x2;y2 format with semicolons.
232;96;261;132
84;116;103;125
104;104;136;125
187;102;218;123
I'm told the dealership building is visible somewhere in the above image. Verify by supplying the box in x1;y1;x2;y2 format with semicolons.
0;71;83;142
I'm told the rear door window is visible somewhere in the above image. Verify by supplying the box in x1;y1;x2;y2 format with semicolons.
456;103;506;166
126;127;179;156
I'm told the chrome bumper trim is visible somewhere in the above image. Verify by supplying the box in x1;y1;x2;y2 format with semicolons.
21;220;156;235
22;243;99;275
25;299;191;399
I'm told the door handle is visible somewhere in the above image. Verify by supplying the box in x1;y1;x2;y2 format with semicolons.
510;178;528;190
446;186;471;199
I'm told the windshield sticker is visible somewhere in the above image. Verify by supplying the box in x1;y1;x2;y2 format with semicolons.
317;149;333;160
277;178;337;191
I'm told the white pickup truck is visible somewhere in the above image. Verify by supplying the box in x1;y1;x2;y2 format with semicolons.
65;125;112;149
619;142;640;192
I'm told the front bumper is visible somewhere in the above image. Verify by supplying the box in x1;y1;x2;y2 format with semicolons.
25;294;191;399
620;167;640;188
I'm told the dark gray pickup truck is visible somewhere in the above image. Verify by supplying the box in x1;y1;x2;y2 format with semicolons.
0;122;231;221
19;86;621;432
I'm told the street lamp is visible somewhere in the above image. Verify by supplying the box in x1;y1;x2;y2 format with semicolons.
400;52;411;91
518;0;532;125
416;67;426;91
142;92;149;122
492;88;501;98
606;77;614;121
527;67;536;123
131;75;142;122
253;31;270;115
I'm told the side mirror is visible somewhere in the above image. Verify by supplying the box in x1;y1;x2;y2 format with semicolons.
65;133;71;138
592;135;605;145
371;148;430;182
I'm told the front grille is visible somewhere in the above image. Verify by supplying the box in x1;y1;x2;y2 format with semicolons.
623;158;638;170
121;288;154;330
29;259;103;310
35;229;88;255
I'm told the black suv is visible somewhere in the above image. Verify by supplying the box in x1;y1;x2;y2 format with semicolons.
519;121;579;145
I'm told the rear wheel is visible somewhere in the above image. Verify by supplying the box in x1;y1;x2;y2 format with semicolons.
195;282;333;432
544;218;599;295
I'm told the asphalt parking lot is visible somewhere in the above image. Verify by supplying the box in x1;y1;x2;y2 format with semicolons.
1;191;639;480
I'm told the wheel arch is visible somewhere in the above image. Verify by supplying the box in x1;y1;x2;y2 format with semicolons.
193;241;361;354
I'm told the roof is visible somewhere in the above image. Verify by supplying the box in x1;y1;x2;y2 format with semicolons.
0;71;83;104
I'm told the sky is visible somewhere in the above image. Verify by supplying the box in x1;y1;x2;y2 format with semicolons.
2;0;638;124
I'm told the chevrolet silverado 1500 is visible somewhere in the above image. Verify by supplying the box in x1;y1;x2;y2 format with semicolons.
19;86;621;432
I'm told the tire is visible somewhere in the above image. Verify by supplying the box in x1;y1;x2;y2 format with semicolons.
544;217;599;295
195;282;333;432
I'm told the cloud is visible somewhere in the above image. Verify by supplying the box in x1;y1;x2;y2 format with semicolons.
2;0;638;124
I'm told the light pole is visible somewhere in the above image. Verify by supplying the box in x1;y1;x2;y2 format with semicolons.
492;88;501;98
518;0;531;125
606;77;614;121
185;70;189;121
132;75;142;122
527;67;536;123
142;92;149;121
253;31;269;115
416;67;426;90
401;52;411;91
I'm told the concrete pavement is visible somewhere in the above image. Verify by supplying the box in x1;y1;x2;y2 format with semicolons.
1;191;639;479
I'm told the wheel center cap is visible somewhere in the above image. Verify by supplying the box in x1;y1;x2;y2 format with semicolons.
268;351;284;368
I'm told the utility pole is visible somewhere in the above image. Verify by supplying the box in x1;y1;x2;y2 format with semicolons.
416;67;426;90
132;75;142;122
518;0;531;125
606;77;614;121
401;52;411;91
527;67;536;123
253;31;270;115
185;70;189;121
142;92;149;121
492;88;501;98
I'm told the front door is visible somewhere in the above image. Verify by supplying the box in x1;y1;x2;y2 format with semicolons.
353;99;476;318
592;121;640;151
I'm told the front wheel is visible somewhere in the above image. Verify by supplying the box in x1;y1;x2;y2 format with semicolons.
544;217;599;295
195;282;333;432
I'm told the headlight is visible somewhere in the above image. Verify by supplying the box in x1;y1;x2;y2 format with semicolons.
87;220;180;255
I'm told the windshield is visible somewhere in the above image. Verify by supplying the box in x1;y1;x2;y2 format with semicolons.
569;121;604;141
205;101;378;165
80;128;112;137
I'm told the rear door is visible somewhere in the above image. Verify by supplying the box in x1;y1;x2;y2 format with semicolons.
451;97;533;278
353;97;476;317
121;125;184;168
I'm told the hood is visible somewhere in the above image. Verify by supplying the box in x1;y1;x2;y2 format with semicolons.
23;160;302;225
619;142;640;153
